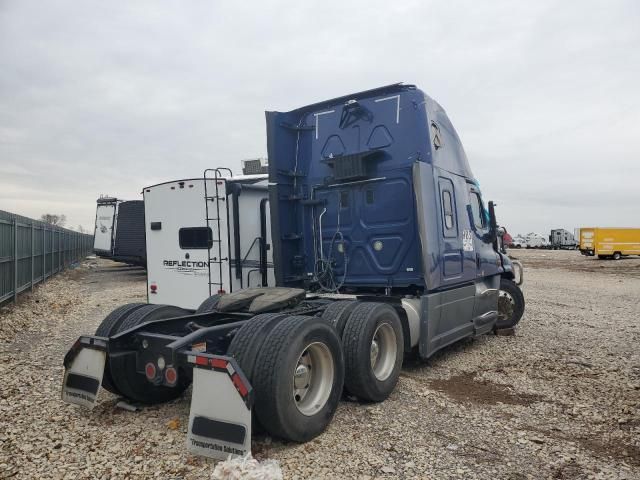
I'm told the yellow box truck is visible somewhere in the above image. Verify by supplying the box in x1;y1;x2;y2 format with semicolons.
579;228;640;259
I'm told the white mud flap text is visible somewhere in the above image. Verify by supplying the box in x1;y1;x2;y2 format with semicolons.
186;355;252;461
61;337;107;409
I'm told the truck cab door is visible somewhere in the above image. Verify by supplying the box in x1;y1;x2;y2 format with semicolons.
467;185;500;332
438;177;464;282
424;176;476;353
467;186;496;277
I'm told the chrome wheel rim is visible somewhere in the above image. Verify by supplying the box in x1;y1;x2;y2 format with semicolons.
371;323;397;381
497;290;515;321
293;342;334;416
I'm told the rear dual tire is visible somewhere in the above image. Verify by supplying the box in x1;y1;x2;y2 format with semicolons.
321;301;358;336
95;303;147;395
341;303;404;402
227;312;290;432
247;316;345;443
227;313;290;382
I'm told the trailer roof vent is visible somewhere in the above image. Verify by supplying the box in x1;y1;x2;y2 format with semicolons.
242;158;268;175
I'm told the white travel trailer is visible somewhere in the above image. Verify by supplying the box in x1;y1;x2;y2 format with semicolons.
509;235;526;248
525;232;549;249
143;169;275;310
93;197;121;257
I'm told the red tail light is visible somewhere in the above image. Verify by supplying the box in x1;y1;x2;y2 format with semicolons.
145;363;156;380
165;367;178;385
150;283;158;294
217;289;226;295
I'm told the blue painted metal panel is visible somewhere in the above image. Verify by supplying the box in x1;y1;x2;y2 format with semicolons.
266;84;503;293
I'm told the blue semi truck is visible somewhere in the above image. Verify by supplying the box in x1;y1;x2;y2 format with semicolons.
62;83;525;460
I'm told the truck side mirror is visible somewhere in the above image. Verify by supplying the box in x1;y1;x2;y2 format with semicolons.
488;201;498;244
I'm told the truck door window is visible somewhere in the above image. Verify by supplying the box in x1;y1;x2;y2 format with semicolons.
442;190;455;231
470;192;486;230
179;227;213;249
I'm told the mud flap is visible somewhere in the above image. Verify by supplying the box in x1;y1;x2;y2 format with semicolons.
186;355;252;460
62;338;107;409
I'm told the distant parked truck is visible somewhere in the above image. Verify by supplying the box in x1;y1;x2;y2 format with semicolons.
525;232;549;249
549;228;577;250
579;228;640;260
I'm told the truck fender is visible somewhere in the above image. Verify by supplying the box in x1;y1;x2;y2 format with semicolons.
504;260;524;286
392;304;415;353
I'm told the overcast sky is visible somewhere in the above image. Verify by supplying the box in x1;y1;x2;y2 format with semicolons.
1;0;639;235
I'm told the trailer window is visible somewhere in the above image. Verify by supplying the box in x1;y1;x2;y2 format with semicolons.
179;227;213;249
470;192;486;229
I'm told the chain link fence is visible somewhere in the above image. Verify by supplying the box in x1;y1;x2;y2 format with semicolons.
0;210;93;306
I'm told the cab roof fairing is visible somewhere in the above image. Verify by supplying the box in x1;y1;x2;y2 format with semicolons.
421;95;475;181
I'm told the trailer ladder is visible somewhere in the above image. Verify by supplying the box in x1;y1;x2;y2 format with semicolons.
203;168;233;296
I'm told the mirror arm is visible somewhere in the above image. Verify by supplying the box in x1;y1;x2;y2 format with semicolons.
488;201;499;247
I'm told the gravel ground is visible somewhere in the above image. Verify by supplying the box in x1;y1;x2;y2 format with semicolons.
1;251;639;479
